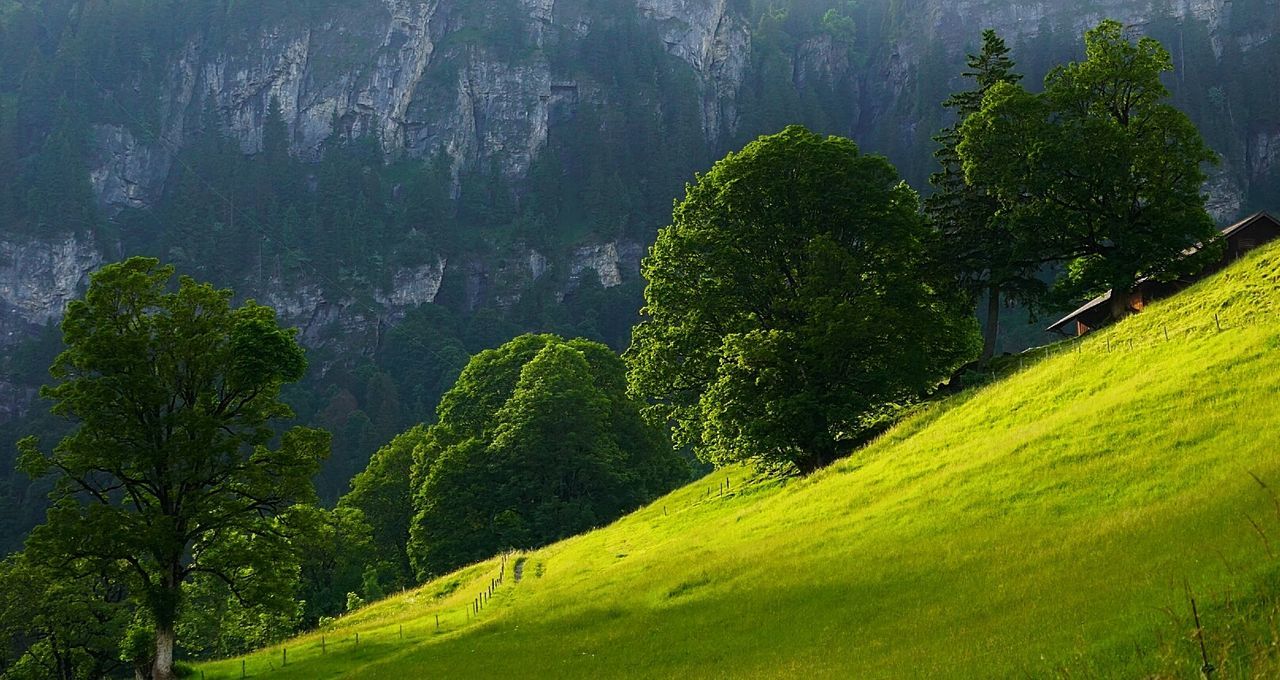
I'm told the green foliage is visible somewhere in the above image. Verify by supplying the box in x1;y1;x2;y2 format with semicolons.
378;307;470;419
820;7;856;44
927;29;1043;361
0;552;131;679
177;564;303;660
339;425;428;588
361;563;385;602
960;20;1220;308
0;324;66;556
23;97;97;235
628;125;978;474
407;334;686;579
288;504;377;624
16;257;327;679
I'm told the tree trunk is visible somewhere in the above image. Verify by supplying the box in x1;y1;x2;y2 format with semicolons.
152;621;176;680
980;284;1001;364
792;456;823;475
793;441;841;475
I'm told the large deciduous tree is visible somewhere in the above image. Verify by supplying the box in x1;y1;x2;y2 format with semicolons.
17;257;328;680
959;20;1220;317
927;29;1044;363
627;125;978;474
408;334;686;579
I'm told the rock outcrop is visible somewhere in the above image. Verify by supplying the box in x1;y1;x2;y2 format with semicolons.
0;234;101;347
636;0;751;140
87;0;753;212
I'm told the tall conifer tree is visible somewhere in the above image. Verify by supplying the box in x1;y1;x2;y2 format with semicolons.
927;30;1040;362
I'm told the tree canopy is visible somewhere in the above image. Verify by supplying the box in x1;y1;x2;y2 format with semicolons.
16;257;327;680
407;334;686;579
959;20;1220;314
627;125;978;474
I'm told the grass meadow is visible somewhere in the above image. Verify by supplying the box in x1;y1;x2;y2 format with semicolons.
199;245;1280;679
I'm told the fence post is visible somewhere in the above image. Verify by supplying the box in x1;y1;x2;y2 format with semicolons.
1215;313;1222;331
322;635;326;654
1187;582;1215;678
282;648;287;666
436;614;440;631
241;659;245;679
355;632;359;648
399;624;403;639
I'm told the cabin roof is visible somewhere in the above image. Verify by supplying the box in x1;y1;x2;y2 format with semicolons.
1045;211;1280;333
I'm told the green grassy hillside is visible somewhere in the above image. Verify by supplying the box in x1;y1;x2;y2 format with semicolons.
201;244;1280;678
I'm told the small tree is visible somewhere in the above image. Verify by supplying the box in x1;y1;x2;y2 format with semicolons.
628;125;978;474
408;335;685;579
18;257;328;680
960;20;1220;316
290;505;376;623
339;425;427;588
928;29;1044;362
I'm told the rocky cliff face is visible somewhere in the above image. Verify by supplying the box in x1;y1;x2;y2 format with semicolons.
78;0;1280;213
23;0;1280;357
80;0;1279;225
0;234;101;348
248;239;641;357
636;0;751;140
87;0;751;215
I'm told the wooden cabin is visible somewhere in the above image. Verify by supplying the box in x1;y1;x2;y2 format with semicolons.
1047;211;1280;337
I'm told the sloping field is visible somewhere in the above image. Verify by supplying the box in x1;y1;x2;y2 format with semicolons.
202;244;1280;679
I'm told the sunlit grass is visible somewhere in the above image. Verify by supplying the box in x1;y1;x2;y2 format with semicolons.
200;245;1280;678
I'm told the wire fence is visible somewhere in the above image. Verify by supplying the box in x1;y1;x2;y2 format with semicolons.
1009;298;1280;373
217;552;514;678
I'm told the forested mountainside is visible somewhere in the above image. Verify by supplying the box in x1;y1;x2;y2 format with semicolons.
2;0;1279;549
